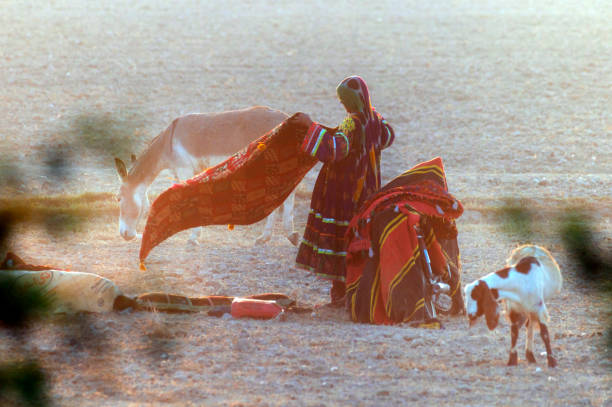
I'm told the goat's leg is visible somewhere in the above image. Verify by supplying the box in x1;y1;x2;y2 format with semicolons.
539;322;557;368
525;316;537;363
282;192;299;246
508;311;526;366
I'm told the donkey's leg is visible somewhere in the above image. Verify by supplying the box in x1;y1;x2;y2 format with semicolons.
188;228;203;245
525;316;537;363
135;187;151;240
171;164;203;245
282;192;299;246
256;209;277;245
189;159;211;244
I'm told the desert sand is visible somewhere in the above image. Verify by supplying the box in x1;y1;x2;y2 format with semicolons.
0;0;610;406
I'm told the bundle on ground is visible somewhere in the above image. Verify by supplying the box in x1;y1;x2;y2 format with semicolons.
345;157;464;325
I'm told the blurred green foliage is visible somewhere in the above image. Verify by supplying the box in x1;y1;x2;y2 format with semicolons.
68;110;143;164
0;361;49;407
0;270;52;406
559;209;611;290
0;157;22;191
558;209;611;354
496;198;533;241
0;108;143;406
0;274;52;328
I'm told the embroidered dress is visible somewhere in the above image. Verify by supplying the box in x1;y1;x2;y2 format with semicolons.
296;76;395;282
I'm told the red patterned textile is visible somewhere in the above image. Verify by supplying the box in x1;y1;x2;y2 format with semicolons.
345;157;464;325
139;117;319;262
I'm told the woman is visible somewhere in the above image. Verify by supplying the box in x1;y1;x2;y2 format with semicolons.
293;76;395;305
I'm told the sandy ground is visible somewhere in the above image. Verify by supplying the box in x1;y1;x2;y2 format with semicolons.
1;0;611;406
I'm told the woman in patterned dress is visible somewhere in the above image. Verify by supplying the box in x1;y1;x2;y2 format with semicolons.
293;76;395;305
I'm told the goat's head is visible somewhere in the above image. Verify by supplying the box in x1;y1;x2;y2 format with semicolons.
464;279;500;330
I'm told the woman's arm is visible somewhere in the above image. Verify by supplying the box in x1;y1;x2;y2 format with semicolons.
375;111;395;150
301;121;351;163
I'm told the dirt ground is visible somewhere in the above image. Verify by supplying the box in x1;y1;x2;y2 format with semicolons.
1;0;611;406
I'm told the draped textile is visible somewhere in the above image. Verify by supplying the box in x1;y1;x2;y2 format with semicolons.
345;157;464;325
139;116;319;262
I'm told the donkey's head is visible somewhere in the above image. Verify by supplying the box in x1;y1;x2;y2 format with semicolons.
114;156;149;241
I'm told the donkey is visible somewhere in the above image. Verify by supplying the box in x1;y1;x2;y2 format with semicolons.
114;106;299;245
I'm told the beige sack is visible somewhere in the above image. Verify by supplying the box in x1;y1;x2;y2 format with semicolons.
5;269;123;313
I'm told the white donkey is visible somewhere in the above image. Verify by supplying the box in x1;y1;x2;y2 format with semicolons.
114;106;299;245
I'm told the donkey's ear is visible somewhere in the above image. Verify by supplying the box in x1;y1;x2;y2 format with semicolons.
131;154;137;164
114;158;128;181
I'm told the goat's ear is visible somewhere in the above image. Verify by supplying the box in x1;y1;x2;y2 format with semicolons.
482;285;499;330
130;154;137;164
115;158;128;181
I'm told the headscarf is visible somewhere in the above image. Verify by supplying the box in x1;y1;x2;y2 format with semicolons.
336;76;382;153
336;76;374;120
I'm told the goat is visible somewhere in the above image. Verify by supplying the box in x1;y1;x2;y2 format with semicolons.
464;245;563;367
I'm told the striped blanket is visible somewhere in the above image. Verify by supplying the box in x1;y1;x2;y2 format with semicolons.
345;157;464;325
139;116;321;263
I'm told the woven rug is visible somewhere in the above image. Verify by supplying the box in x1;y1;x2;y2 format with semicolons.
139;116;322;263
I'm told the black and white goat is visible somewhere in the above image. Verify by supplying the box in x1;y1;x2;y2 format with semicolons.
464;245;563;367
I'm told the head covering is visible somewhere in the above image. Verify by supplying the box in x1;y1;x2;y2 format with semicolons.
336;76;373;120
335;76;381;153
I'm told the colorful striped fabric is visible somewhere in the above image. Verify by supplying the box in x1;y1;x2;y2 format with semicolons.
345;157;464;325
